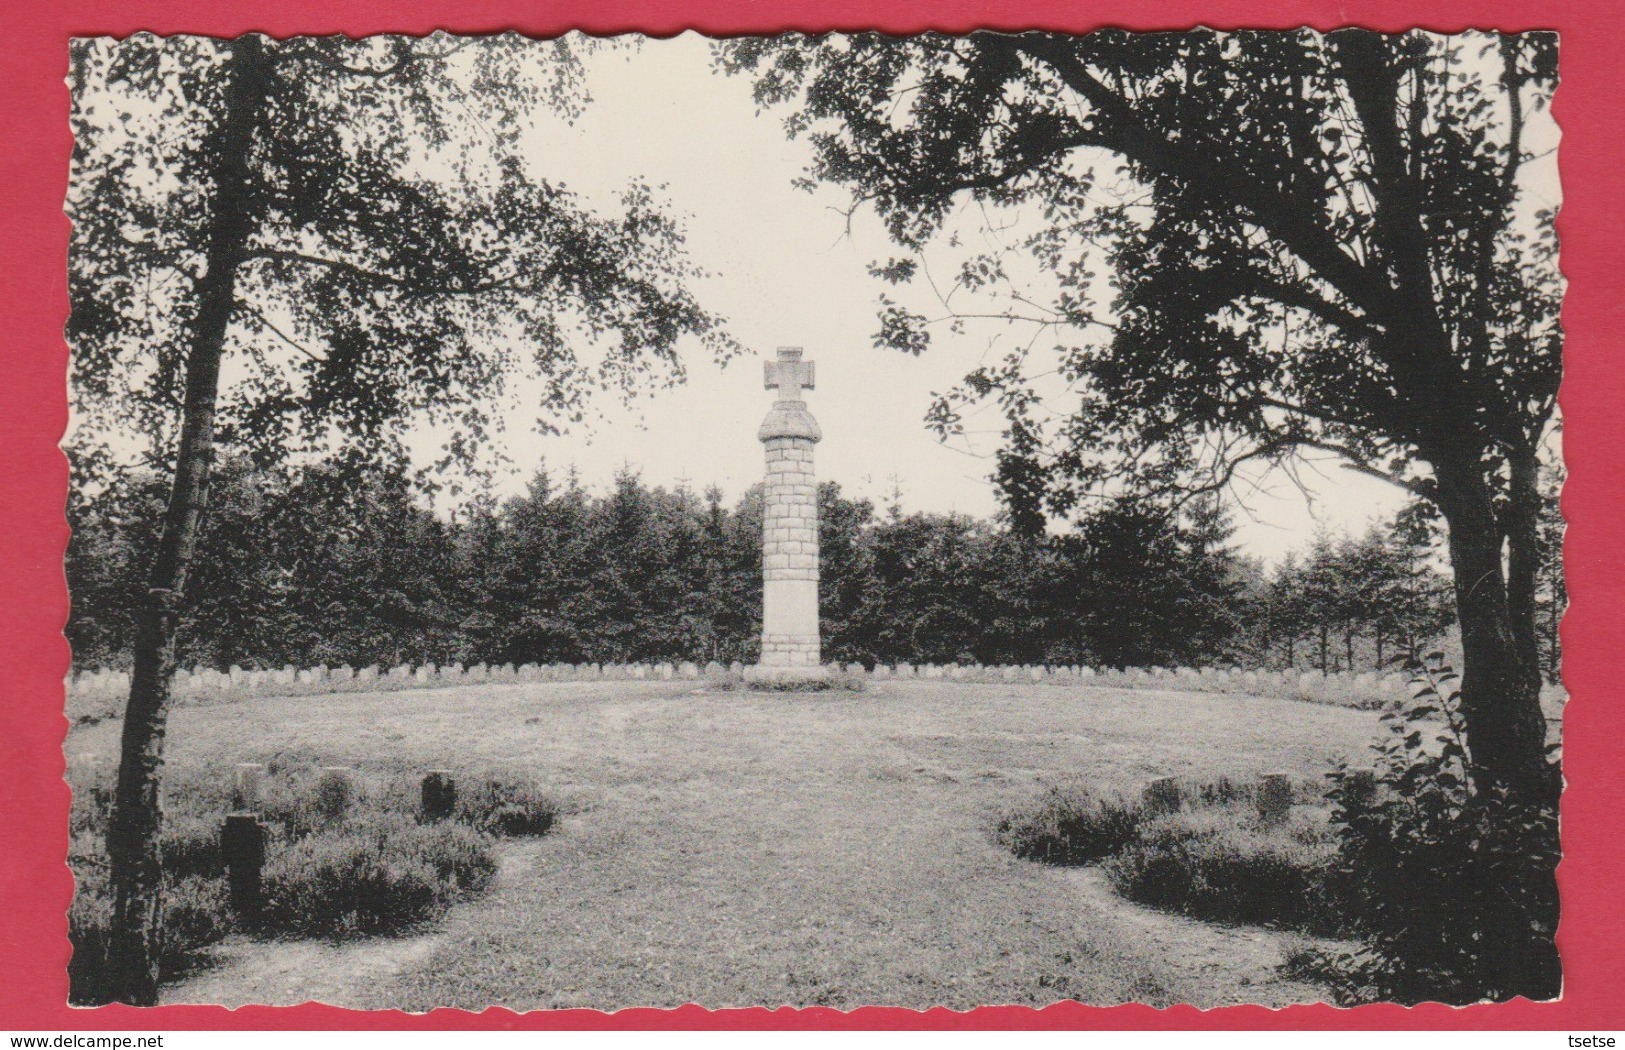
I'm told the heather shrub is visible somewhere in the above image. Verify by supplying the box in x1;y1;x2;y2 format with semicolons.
999;774;1345;936
160;813;225;879
158;876;235;967
256;753;341;840
1307;653;1562;1005
1102;805;1343;935
66;754;554;997
1138;774;1302;813
456;773;560;837
995;652;1562;1007
69;773;113;839
995;785;1142;865
259;814;497;937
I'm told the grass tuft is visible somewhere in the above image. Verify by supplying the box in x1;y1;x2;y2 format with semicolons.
995;785;1143;865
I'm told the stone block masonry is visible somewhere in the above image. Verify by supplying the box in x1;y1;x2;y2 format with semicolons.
758;348;822;669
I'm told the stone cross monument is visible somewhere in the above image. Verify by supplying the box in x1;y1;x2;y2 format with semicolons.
757;347;822;670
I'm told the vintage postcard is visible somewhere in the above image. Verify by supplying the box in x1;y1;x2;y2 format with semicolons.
53;26;1568;1016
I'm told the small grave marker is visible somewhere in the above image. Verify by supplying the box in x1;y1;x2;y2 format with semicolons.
221;814;267;915
316;766;353;817
233;762;264;811
1258;772;1293;827
422;770;456;822
1143;776;1182;815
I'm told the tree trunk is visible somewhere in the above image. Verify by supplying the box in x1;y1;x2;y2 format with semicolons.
1434;456;1553;806
105;35;270;1006
1546;587;1561;684
1319;624;1329;676
1506;449;1544;681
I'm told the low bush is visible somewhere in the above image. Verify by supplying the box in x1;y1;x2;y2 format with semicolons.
1102;806;1344;936
158;876;236;968
1305;653;1562;1005
998;774;1346;935
160;814;225;880
68;774;112;839
995;786;1142;865
995;653;1563;1006
255;753;341;840
456;773;560;837
260;814;497;938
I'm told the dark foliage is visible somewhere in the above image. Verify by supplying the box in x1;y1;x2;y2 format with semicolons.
1103;810;1342;936
258;816;497;938
1313;653;1561;1004
68;836;234;1005
1243;507;1456;674
1000;730;1560;1004
999;776;1343;934
455;774;560;837
69;459;1290;672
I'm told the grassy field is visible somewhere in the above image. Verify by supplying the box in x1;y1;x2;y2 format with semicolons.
65;679;1383;1011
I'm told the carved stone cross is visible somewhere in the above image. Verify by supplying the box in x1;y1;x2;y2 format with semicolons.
764;347;815;403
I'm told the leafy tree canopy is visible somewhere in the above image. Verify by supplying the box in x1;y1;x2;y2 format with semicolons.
71;33;736;478
721;29;1559;523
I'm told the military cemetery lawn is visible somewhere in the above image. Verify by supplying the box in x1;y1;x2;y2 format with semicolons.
66;680;1383;1010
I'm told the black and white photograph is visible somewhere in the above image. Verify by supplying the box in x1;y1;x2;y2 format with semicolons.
61;29;1564;1012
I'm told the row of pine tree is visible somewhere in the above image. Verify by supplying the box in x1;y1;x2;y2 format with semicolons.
66;454;1559;678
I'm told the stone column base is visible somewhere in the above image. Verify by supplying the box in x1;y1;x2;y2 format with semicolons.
742;663;837;689
760;634;821;668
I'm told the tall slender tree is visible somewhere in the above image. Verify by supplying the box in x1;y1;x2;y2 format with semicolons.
70;33;731;1002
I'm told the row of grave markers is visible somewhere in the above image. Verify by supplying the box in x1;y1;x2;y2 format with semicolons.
69;660;1411;702
1141;769;1378;828
72;659;743;699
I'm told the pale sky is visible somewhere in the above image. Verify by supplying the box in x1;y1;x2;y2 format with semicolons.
452;34;1411;561
71;32;1465;563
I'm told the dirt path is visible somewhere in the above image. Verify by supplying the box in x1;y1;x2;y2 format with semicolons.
133;680;1375;1011
1052;867;1336;1007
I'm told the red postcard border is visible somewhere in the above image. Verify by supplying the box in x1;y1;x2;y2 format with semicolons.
2;0;1620;1031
